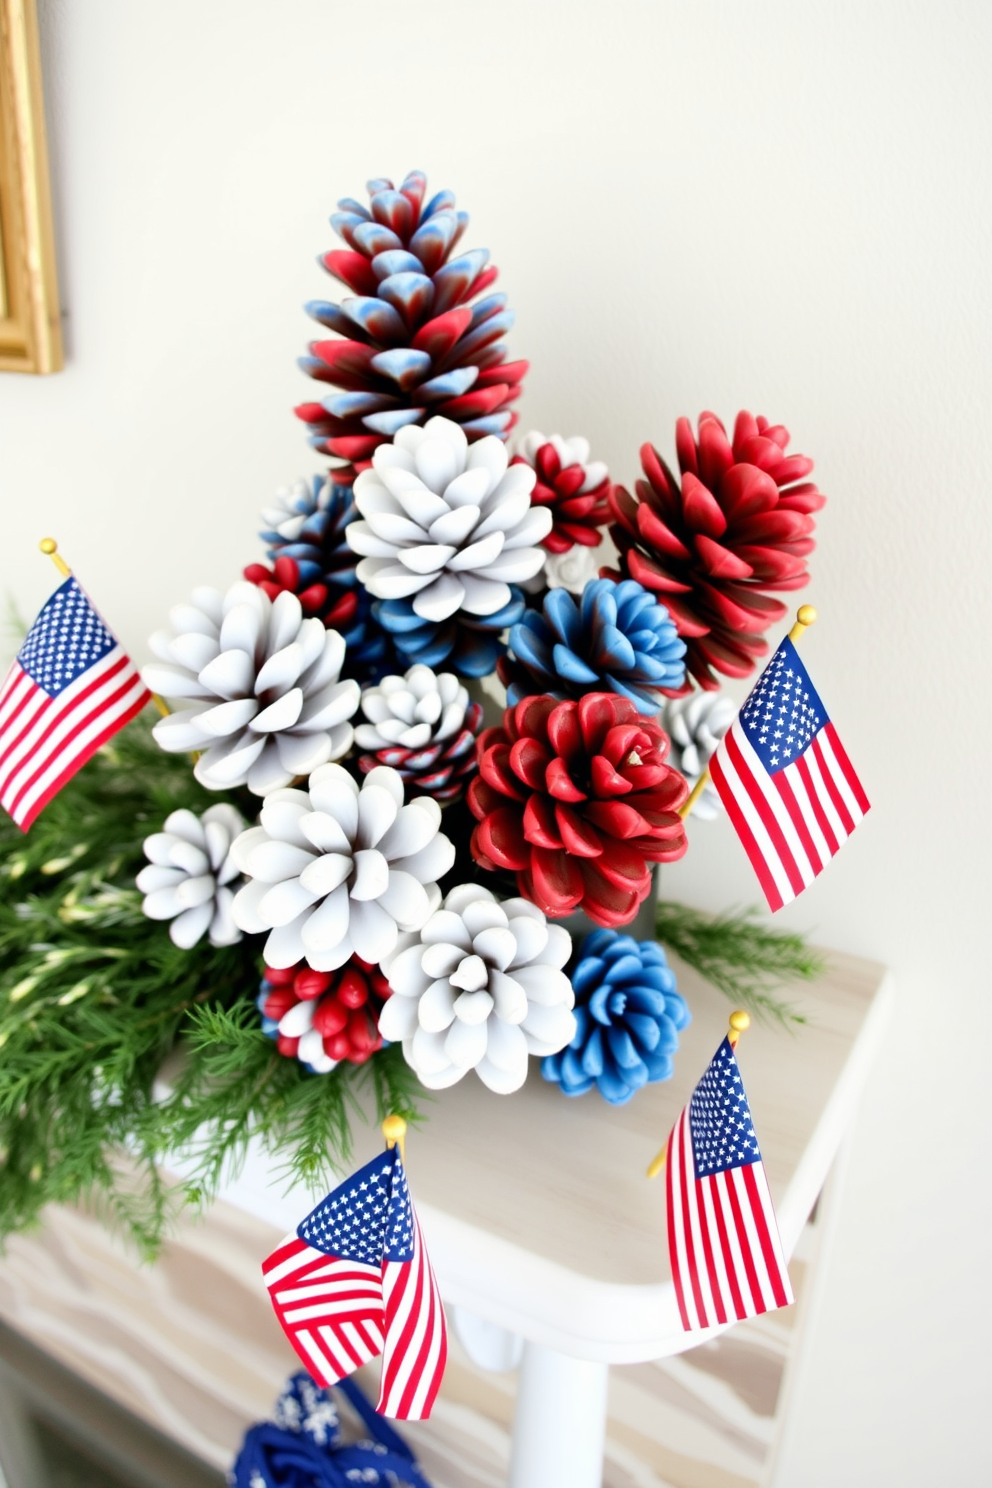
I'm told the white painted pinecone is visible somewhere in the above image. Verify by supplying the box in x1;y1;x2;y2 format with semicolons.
663;691;736;821
355;665;469;751
517;430;609;491
143;583;360;796
259;476;328;545
347;416;552;621
379;884;576;1094
230;763;455;971
137;805;245;948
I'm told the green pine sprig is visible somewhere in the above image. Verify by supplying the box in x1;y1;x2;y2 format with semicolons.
0;712;422;1256
654;901;822;1025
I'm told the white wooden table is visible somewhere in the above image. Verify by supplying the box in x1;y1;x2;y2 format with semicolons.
185;948;891;1488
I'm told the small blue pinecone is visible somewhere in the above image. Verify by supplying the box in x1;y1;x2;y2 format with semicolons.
260;475;359;590
373;588;527;679
542;929;690;1104
500;578;686;714
259;476;399;683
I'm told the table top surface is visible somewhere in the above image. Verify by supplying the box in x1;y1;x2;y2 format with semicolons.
205;945;892;1360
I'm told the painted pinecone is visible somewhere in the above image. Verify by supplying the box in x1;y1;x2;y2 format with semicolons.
468;693;689;929
379;883;575;1094
514;432;610;553
137;805;245;949
143;584;360;795
355;665;483;804
295;170;527;469
499;578;686;715
258;957;391;1073
542;930;689;1104
372;588;525;679
230;763;454;970
662;690;736;821
247;476;398;683
607;412;825;690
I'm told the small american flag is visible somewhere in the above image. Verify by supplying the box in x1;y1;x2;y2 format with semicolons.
263;1148;447;1421
709;636;869;911
667;1036;793;1331
0;577;150;831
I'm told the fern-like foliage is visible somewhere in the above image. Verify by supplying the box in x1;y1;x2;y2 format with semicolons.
654;901;823;1025
0;712;421;1256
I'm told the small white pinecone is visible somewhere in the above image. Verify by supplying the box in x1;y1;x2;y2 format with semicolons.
230;763;455;971
259;476;329;547
347;416;552;621
379;884;576;1094
137;805;245;948
143;583;360;796
355;666;469;751
663;691;736;821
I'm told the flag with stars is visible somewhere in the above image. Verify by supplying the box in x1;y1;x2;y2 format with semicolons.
262;1147;447;1421
0;577;150;831
666;1037;793;1332
708;636;869;911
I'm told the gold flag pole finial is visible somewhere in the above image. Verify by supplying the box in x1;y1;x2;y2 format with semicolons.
727;1009;750;1049
647;1010;753;1179
788;604;817;644
680;605;818;822
382;1114;407;1165
39;538;71;578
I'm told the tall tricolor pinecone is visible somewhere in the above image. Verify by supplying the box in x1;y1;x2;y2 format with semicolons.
296;170;527;472
607;412;825;690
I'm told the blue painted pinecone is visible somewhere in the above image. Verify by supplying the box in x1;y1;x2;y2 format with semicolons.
256;476;398;683
373;588;526;678
499;578;686;714
542;930;690;1104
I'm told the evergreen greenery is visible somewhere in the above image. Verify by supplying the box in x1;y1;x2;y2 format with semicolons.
0;712;421;1256
655;901;822;1024
0;712;822;1257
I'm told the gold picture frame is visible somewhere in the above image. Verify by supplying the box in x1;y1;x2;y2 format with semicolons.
0;0;61;373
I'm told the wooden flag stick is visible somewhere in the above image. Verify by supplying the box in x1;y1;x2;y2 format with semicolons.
646;1010;751;1178
39;537;169;719
678;605;818;821
39;536;70;578
382;1113;407;1166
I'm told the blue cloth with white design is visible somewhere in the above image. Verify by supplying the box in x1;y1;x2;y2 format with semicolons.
230;1373;433;1488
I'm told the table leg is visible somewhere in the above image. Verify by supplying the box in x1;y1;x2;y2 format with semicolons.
508;1342;608;1488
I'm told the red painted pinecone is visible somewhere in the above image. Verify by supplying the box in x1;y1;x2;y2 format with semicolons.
260;958;391;1068
467;693;688;929
513;433;611;553
296;170;527;470
607;411;825;690
243;555;360;632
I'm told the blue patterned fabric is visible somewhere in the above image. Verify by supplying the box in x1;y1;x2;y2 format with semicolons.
230;1374;432;1488
542;930;690;1104
373;588;526;678
504;579;686;714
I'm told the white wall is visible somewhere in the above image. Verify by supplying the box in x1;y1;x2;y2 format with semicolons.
3;2;990;1481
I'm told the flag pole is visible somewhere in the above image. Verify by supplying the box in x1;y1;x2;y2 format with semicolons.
646;1010;751;1178
678;605;818;822
39;536;71;578
40;537;170;719
382;1113;407;1166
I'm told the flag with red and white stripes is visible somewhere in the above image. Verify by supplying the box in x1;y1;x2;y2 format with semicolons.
666;1036;793;1332
262;1148;447;1420
708;635;869;911
0;577;149;831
